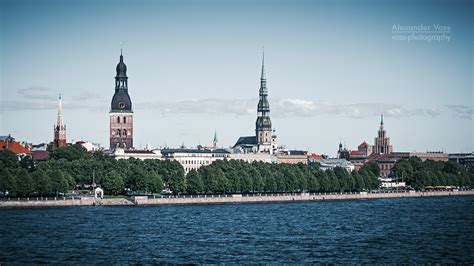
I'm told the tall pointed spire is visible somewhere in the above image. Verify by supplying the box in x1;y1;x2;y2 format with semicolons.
261;47;265;80
53;93;67;148
213;130;218;148
57;93;63;129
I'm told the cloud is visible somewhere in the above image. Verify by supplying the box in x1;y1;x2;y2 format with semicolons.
136;97;443;119
445;104;474;120
138;98;256;116
2;87;106;112
3;88;472;120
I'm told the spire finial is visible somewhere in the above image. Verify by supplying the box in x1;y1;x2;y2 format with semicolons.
381;113;384;125
262;47;265;77
120;41;123;56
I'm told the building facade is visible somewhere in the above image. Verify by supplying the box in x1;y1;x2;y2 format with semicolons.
373;114;393;154
53;94;67;148
109;51;134;150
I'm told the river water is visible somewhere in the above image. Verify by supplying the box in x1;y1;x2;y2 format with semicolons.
1;196;473;264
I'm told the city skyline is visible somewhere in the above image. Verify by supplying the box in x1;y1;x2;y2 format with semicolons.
1;0;473;155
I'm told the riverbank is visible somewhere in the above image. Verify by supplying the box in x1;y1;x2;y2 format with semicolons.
1;190;473;208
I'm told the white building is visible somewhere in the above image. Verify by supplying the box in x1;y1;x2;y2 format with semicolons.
309;158;355;172
161;148;230;174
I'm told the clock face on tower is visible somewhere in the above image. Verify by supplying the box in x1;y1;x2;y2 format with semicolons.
118;102;125;109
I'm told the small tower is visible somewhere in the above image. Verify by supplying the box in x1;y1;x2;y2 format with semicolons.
109;49;134;150
213;130;218;148
53;94;67;148
373;114;393;154
255;49;274;154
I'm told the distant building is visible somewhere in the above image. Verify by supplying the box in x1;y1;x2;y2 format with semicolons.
373;114;393;155
309;158;355;172
0;135;32;155
113;148;163;160
449;152;474;165
75;141;102;152
53;94;67;149
161;148;230;174
275;150;308;164
337;142;350;160
109;50;134;150
233;51;277;154
391;151;449;162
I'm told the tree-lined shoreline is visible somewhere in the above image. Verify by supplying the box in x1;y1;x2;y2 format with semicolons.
1;145;473;197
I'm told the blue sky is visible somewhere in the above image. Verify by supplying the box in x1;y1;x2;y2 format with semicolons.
0;0;472;155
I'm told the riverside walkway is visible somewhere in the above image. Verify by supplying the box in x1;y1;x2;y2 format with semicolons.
1;190;473;208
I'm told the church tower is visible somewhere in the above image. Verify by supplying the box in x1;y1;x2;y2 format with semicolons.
53;94;67;148
109;50;133;150
255;50;274;154
373;114;393;154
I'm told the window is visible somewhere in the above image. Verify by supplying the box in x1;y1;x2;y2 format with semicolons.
116;129;121;136
117;116;120;123
123;129;127;136
123;117;127;123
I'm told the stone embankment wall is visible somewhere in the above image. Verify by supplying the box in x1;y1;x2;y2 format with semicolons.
0;190;473;208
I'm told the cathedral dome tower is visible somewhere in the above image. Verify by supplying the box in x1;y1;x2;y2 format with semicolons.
109;50;134;150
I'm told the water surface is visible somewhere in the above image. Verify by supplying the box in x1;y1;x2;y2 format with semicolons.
1;196;473;263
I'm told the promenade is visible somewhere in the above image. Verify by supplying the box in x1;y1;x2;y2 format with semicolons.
1;190;473;208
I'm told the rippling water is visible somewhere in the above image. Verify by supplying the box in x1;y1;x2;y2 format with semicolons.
1;196;473;264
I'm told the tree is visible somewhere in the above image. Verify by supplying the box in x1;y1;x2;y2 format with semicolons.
0;168;17;196
32;169;52;196
326;170;340;192
0;149;19;169
307;172;320;192
250;168;264;192
49;144;90;161
240;170;253;193
360;161;380;177
19;155;35;171
15;168;34;196
352;171;365;192
147;171;164;193
186;169;204;194
102;170;124;195
50;169;68;196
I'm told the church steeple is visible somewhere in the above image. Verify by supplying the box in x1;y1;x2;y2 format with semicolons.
109;49;134;150
53;94;67;148
255;48;273;154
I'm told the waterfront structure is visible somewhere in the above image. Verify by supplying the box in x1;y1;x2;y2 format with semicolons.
233;51;277;154
373;114;393;154
109;51;134;150
53;94;67;149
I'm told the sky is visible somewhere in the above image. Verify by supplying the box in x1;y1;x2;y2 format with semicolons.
0;0;473;156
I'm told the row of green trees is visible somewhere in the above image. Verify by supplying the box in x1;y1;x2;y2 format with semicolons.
390;157;474;190
0;145;185;197
1;144;473;197
188;160;380;194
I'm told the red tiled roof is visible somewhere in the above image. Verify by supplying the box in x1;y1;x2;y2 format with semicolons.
359;141;369;147
0;141;32;155
32;150;49;161
308;154;323;159
350;150;363;155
